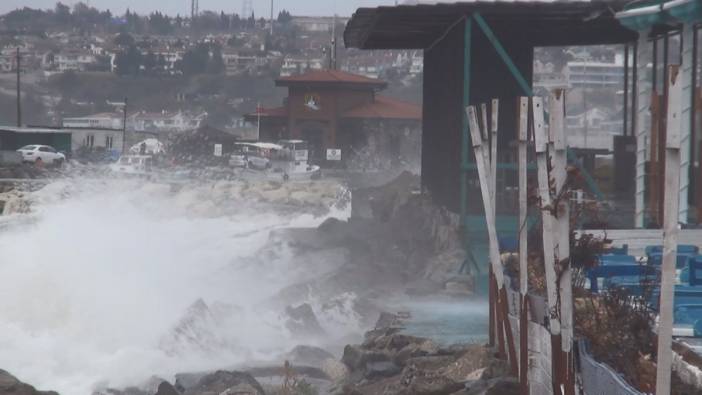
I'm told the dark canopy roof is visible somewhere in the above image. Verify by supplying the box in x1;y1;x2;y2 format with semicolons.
344;0;638;50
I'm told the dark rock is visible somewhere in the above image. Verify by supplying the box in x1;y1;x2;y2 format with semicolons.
0;370;58;395
184;371;264;395
465;377;520;395
155;382;180;395
364;361;401;379
284;303;325;338
174;373;206;393
341;344;391;372
285;345;334;368
374;312;407;330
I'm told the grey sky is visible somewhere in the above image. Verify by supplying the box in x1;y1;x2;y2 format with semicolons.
0;1;399;18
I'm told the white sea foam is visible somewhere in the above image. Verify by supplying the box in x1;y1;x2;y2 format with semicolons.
0;178;351;395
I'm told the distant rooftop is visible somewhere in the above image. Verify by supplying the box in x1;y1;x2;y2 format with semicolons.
276;69;387;89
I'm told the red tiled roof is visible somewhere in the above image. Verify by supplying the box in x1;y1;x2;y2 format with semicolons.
342;96;421;120
244;106;288;120
276;69;387;87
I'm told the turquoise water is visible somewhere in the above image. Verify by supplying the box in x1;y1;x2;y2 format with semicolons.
401;299;490;346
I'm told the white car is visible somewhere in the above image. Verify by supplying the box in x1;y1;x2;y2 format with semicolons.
17;145;66;165
109;155;154;176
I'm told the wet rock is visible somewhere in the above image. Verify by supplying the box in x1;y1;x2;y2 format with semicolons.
155;382;180;395
284;303;326;338
341;344;391;372
374;312;410;330
463;377;520;395
365;361;401;379
0;370;58;395
321;358;350;382
184;371;264;395
285;345;335;368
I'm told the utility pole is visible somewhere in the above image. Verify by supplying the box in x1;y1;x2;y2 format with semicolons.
122;98;128;154
270;0;274;35
330;14;337;70
16;47;21;127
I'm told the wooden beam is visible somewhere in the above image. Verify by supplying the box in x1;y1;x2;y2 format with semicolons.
655;64;682;395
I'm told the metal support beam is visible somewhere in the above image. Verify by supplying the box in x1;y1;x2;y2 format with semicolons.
461;18;472;226
624;44;630;136
635;32;651;228
473;13;533;97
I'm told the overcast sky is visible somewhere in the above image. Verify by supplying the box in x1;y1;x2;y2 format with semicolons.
0;1;400;18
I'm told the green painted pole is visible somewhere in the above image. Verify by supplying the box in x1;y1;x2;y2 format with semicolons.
461;17;472;227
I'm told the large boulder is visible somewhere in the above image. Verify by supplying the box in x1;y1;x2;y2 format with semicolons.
283;304;325;338
184;371;264;395
0;370;58;395
284;345;335;368
154;382;180;395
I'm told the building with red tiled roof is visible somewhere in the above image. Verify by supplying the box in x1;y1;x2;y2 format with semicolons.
246;69;421;167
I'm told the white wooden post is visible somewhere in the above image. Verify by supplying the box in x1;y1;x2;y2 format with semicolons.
467;105;504;289
491;99;499;220
635;31;651;228
533;97;561;336
480;103;494;206
679;23;693;224
517;97;529;391
518;97;529;297
655;65;682;395
551;89;574;394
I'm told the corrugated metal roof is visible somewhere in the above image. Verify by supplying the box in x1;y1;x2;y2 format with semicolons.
344;0;637;50
0;126;71;134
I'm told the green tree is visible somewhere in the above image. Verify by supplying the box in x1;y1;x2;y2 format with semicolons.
148;11;172;35
142;51;157;75
277;10;292;24
114;32;135;47
208;46;225;74
54;2;71;25
179;43;209;76
114;44;142;76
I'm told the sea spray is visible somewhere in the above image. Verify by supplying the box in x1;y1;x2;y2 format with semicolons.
0;178;351;395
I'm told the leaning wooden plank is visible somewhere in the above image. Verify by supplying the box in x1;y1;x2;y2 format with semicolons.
480;103;494;205
466;105;504;289
550;89;574;395
656;65;682;395
491;99;499;219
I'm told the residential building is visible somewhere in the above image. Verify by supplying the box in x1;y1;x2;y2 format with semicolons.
54;50;97;72
129;111;208;133
222;51;269;75
280;57;324;77
62;110;208;135
565;53;625;88
291;16;349;32
62;113;123;129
